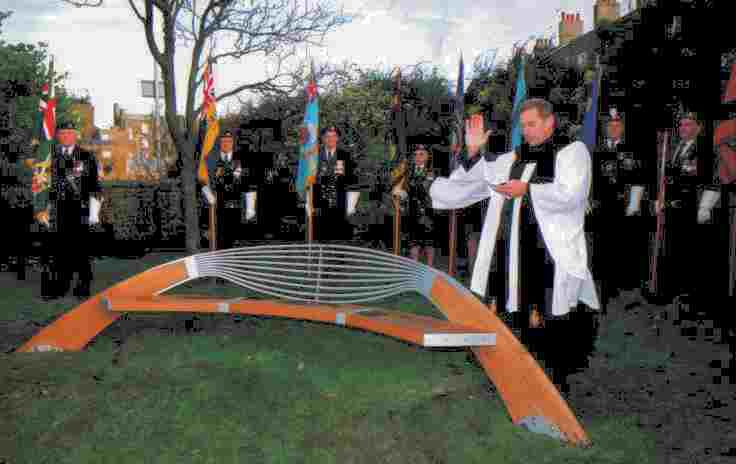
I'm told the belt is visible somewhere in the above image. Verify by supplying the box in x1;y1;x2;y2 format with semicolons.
665;199;695;209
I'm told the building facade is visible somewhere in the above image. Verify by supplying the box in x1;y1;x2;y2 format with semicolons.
531;0;723;156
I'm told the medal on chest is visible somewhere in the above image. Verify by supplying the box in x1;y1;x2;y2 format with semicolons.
602;159;617;183
621;155;636;170
72;160;84;177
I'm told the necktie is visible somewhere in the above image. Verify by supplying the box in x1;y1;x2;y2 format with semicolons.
673;142;687;164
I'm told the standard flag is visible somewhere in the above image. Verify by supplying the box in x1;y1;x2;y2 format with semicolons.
581;61;602;152
451;53;465;160
716;62;736;185
509;52;527;151
296;64;319;197
715;61;736;298
31;56;56;225
197;59;220;186
388;67;408;192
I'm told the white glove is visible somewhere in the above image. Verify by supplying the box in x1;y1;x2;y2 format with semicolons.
234;167;242;179
625;186;644;216
697;208;711;224
202;185;216;205
89;196;102;225
347;191;360;216
392;186;408;200
245;192;257;220
305;195;314;217
697;190;720;224
36;210;50;228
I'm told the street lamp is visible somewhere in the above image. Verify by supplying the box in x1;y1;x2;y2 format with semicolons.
140;67;165;179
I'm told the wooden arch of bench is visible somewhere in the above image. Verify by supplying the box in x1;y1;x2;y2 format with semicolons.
16;244;591;447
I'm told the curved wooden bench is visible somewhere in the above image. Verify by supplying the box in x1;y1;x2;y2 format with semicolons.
15;244;591;447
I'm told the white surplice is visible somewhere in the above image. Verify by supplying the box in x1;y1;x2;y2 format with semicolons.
430;141;600;316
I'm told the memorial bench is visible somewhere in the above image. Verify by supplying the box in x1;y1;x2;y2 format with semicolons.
16;243;591;447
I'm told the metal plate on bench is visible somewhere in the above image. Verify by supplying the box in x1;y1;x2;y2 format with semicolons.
423;332;496;347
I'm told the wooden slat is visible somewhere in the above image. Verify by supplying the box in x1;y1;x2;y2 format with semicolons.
343;308;495;347
101;296;496;347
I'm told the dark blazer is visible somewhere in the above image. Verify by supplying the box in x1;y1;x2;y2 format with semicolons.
666;137;719;211
209;151;246;206
312;147;359;212
49;145;101;231
591;139;653;213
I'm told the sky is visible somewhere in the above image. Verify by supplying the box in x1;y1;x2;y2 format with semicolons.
1;0;634;129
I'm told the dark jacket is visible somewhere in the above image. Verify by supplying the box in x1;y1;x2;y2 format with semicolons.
591;139;653;214
49;145;101;231
312;147;359;212
209;151;246;207
665;137;719;212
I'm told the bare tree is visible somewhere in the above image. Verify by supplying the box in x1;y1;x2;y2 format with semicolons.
60;0;104;6
60;0;351;253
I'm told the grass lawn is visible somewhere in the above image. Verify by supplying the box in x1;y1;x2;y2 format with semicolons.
1;253;660;463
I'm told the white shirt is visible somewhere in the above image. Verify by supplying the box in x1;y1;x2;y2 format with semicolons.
221;152;232;163
62;145;75;157
673;139;694;163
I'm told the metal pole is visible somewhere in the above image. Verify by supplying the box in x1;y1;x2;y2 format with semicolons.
729;190;736;298
393;194;401;255
153;58;162;178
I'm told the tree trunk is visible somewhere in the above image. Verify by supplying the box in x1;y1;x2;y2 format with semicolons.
179;141;200;254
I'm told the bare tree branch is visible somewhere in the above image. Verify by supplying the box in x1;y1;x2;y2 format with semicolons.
59;0;103;6
128;0;145;21
60;0;352;254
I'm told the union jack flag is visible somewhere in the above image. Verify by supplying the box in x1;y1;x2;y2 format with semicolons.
197;59;220;186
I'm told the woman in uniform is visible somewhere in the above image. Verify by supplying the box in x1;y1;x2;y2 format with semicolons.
405;142;439;268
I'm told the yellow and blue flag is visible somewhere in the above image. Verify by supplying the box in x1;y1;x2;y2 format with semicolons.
296;66;319;197
581;62;601;152
509;52;527;151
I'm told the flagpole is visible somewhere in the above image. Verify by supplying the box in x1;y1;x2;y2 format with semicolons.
307;186;314;243
388;66;406;256
448;53;464;278
392;184;402;255
648;129;669;297
729;189;736;298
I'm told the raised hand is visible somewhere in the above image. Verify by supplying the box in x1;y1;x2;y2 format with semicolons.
465;113;492;157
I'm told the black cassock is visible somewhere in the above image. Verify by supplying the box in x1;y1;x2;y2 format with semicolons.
467;137;597;394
